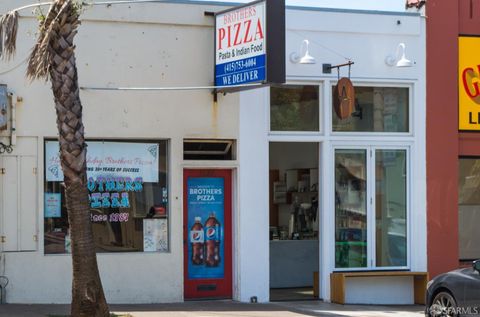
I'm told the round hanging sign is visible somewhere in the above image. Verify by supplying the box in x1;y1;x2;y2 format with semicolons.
333;77;355;120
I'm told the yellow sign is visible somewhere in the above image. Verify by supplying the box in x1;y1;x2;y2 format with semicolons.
459;37;480;130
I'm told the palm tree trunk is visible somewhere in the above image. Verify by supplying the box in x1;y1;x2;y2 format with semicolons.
27;1;109;316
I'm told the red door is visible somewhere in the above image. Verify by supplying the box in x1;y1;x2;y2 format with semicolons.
183;169;232;299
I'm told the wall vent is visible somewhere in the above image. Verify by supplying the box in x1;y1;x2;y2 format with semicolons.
183;139;235;160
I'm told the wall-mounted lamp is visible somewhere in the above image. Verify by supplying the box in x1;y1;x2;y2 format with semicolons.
385;43;413;67
290;40;316;64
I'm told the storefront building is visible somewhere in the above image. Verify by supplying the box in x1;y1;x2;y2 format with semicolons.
427;0;480;278
0;0;426;304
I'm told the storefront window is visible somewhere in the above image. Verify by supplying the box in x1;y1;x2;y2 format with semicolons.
332;87;409;133
335;149;367;268
270;85;319;132
375;150;407;267
44;140;169;254
458;157;480;261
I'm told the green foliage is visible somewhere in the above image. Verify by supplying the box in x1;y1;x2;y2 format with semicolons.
72;1;85;15
32;0;90;23
33;5;46;23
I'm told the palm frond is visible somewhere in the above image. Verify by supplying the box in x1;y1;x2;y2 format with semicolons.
27;0;70;80
0;10;19;60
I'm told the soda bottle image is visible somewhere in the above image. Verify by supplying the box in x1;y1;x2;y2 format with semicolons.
190;216;204;265
204;212;221;267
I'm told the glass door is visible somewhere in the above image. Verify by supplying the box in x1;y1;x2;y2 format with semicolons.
334;147;408;270
375;149;407;268
334;149;368;268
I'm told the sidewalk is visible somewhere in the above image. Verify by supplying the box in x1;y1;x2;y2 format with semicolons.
0;300;425;317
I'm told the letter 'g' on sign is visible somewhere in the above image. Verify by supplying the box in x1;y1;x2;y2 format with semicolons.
462;67;480;99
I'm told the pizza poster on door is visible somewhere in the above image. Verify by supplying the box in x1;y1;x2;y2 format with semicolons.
459;36;480;131
187;177;225;280
215;2;266;87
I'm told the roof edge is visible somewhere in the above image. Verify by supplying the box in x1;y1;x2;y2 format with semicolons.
153;0;421;17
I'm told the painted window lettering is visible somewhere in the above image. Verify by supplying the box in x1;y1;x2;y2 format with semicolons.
91;213;129;223
87;177;143;192
89;192;130;209
88;177;143;208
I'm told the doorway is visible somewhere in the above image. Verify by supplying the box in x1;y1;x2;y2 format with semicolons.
269;142;320;301
183;169;232;299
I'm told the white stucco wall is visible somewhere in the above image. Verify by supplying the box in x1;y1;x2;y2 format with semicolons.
0;0;239;304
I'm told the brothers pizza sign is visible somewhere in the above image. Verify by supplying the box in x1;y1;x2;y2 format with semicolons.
215;0;285;89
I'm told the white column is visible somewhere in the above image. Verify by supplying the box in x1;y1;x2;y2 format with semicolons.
410;18;427;272
236;87;269;302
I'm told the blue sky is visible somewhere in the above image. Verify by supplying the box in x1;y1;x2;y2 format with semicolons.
201;0;406;12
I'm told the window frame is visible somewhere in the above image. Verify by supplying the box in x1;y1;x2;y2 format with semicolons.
268;81;324;135
42;138;171;255
331;144;411;271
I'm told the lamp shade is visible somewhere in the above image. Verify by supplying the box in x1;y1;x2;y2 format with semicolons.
385;42;413;67
396;55;413;67
299;51;316;64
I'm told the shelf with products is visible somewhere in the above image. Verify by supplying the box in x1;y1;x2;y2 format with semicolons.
272;190;318;205
336;195;367;241
272;167;319;204
270;167;319;240
269;200;320;241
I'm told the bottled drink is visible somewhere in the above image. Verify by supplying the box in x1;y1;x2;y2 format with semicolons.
190;216;204;265
204;212;221;267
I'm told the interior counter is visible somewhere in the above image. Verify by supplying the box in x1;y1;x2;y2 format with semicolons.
269;240;319;288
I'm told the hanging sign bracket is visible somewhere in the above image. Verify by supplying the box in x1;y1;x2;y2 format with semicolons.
322;61;354;75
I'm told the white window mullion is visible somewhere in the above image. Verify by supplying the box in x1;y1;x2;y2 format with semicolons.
406;147;412;270
367;147;376;269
